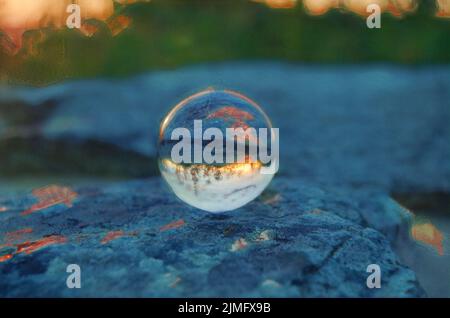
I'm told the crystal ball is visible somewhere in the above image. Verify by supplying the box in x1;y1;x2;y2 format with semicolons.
158;89;277;213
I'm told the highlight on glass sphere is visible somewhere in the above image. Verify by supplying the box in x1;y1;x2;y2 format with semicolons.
158;89;278;213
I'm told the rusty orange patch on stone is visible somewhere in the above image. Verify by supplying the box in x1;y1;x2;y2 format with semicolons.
0;254;13;263
411;222;445;256
101;230;125;244
230;238;248;252
16;235;67;255
5;228;33;243
21;185;78;216
160;219;186;232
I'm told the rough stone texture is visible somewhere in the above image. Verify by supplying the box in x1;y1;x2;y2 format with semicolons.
0;178;424;297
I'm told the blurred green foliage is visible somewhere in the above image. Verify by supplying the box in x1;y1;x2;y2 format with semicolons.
1;0;450;85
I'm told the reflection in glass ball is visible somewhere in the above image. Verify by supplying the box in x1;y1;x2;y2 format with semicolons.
158;89;276;213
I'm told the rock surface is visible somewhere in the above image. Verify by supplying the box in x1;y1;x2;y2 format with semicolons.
0;178;424;297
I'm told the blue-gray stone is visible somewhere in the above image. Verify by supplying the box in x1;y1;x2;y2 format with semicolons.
1;63;449;192
0;178;424;297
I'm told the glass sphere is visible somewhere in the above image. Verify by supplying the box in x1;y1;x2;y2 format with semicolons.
158;89;276;213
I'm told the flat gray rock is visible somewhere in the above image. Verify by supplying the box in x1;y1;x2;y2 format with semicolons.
0;177;424;297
